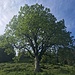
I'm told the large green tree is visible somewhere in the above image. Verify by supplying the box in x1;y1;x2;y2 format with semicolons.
5;4;73;72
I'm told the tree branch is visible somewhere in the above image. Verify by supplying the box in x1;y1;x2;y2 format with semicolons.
25;34;35;54
25;47;34;57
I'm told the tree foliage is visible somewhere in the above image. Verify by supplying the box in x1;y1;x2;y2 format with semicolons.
0;35;15;62
5;4;74;72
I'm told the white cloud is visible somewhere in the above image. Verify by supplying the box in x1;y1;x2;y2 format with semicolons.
0;0;28;35
0;0;20;35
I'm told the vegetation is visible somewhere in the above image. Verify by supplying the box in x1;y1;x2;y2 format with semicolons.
0;35;15;63
3;3;75;72
0;3;75;74
0;48;15;63
0;63;75;75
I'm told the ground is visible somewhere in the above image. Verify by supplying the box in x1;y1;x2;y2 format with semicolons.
0;63;75;75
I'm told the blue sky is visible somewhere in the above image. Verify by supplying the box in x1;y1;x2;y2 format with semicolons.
0;0;75;38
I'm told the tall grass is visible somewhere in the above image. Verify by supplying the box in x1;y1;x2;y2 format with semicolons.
0;63;75;75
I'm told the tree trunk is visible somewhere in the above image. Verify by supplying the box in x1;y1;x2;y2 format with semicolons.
34;55;40;72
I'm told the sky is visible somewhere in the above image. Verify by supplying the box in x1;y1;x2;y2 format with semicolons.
0;0;75;38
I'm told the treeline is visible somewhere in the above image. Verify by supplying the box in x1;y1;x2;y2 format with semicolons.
0;48;15;62
16;46;75;65
41;47;75;65
0;35;15;63
0;45;75;66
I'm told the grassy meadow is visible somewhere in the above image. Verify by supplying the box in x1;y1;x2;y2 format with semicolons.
0;63;75;75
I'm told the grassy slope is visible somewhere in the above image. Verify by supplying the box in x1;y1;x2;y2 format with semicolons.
0;63;75;75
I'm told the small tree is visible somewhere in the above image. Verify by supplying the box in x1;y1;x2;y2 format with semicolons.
5;4;73;72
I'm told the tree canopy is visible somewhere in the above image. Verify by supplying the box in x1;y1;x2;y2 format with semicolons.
4;3;74;72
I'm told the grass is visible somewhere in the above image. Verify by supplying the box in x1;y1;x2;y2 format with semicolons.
0;63;75;75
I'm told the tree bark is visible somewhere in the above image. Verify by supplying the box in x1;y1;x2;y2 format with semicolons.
34;55;40;72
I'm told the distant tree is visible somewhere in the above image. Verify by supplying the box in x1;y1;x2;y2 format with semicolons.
58;39;75;65
0;35;15;62
0;48;15;62
41;42;75;65
5;4;73;72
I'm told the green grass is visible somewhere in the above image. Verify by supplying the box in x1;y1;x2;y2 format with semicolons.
0;63;75;75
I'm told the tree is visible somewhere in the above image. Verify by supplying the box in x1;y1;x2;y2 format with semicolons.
0;48;15;62
0;35;15;62
5;4;73;72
